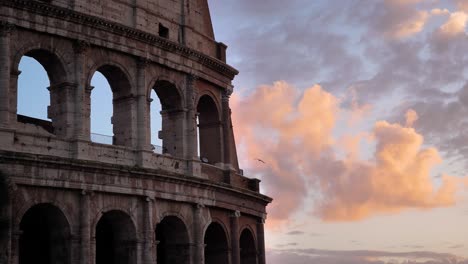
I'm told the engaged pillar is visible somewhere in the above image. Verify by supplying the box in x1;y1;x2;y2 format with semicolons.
230;210;240;264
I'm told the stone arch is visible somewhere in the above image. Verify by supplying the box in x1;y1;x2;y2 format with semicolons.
18;203;71;264
12;43;70;84
196;93;222;164
204;220;230;264
87;61;135;96
155;215;190;264
240;227;257;264
12;44;71;136
14;198;74;233
87;61;135;147
90;205;137;238
195;90;221;116
95;210;137;264
147;75;185;104
148;78;185;156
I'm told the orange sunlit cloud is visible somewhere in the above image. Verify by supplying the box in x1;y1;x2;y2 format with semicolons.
232;81;465;224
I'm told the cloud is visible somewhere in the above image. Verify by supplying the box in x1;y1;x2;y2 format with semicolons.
232;81;338;225
438;11;468;36
455;0;468;12
372;0;429;39
431;8;450;16
405;109;419;127
286;230;305;235
316;119;458;221
232;82;465;222
267;248;468;264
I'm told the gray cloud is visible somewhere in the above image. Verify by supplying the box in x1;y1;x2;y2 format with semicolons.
286;230;305;236
267;248;468;264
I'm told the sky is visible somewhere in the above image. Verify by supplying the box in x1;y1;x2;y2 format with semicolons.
207;0;468;263
16;0;468;263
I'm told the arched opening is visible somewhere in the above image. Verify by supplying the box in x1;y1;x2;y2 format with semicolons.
240;229;257;264
150;80;183;156
155;216;190;264
89;65;133;146
16;49;67;136
90;72;113;144
150;89;162;153
19;203;71;264
197;95;222;164
204;222;229;264
95;210;137;264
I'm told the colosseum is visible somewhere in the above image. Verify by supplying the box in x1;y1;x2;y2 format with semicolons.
0;0;272;263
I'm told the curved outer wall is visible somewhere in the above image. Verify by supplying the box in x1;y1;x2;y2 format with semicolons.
0;1;271;264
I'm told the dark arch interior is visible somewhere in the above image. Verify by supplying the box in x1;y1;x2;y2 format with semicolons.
153;80;181;111
96;210;137;264
91;65;133;146
197;95;221;164
152;80;183;155
240;229;257;264
23;49;66;85
155;216;190;264
19;203;71;264
204;222;229;264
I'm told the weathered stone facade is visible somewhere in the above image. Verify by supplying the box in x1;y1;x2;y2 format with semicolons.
0;1;271;263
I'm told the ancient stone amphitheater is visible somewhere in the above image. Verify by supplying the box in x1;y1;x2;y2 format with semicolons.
0;1;271;263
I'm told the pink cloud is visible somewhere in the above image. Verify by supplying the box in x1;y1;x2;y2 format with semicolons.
231;82;465;223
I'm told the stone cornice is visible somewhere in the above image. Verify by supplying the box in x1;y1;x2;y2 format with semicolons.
0;0;239;80
0;150;273;206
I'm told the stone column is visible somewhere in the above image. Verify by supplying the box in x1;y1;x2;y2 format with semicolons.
142;197;155;264
185;74;201;177
256;217;266;264
8;69;20;124
193;203;205;264
185;74;198;160
72;40;90;141
136;58;150;152
10;230;21;264
0;22;14;127
48;82;78;138
230;210;240;264
80;190;91;264
221;87;233;168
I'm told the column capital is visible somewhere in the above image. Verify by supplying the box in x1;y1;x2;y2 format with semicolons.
137;57;151;69
0;21;15;37
187;74;198;85
81;190;94;196
222;85;233;102
230;210;241;218
85;85;94;93
73;40;90;54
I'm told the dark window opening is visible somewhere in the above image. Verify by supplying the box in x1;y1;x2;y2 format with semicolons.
240;229;257;264
96;210;136;264
159;24;169;38
197;95;222;164
156;216;190;264
19;204;71;264
204;222;229;264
